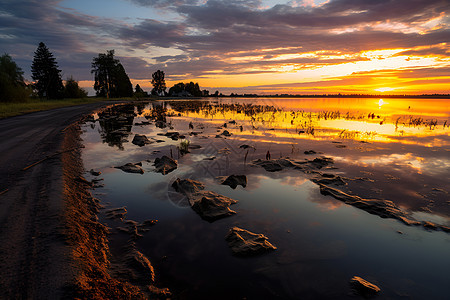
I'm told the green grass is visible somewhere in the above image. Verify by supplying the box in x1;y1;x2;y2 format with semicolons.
0;97;135;119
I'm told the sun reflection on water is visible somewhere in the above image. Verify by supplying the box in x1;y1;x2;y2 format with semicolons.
153;98;449;147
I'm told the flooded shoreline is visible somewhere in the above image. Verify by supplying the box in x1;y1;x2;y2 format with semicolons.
80;98;449;299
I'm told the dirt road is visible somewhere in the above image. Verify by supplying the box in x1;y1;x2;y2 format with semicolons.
0;102;120;298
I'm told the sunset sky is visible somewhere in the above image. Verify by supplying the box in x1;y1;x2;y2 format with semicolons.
1;0;449;95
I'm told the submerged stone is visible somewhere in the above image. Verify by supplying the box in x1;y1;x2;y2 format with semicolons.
311;174;347;186
172;178;205;194
115;163;144;174
105;206;127;221
132;134;152;146
89;169;102;176
311;156;334;169
221;130;232;137
164;131;180;140
225;227;277;256
317;184;441;230
154;155;177;175
221;175;247;189
350;276;380;296
189;191;238;221
304;150;316;154
252;159;283;172
148;285;172;298
276;158;297;168
117;219;158;238
127;249;155;284
172;178;238;221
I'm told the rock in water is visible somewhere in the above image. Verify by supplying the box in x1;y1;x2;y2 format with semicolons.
311;156;334;169
221;130;232;137
127;249;155;284
172;178;238;221
132;134;152;146
172;178;205;194
276;158;297;168
312;174;346;186
105;206;127;221
225;227;277;256
221;175;247;189
189;191;238;221
350;276;380;296
252;159;283;172
115;163;144;174
164;131;180;140
154;155;177;175
89;169;102;176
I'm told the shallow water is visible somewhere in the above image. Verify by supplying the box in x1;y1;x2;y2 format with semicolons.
81;98;450;299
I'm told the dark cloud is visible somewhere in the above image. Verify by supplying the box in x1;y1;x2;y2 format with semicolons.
0;0;449;92
117;19;185;48
128;0;200;9
178;0;449;29
115;0;450;58
153;54;190;63
129;0;261;9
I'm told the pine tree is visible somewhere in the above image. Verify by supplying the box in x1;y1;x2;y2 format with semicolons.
31;42;64;99
135;84;144;94
113;63;133;97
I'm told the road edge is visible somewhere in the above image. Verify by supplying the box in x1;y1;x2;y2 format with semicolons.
61;114;146;298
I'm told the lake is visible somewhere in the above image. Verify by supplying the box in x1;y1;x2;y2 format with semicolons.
81;97;450;299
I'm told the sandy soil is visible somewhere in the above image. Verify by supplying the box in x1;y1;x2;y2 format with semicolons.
0;102;144;299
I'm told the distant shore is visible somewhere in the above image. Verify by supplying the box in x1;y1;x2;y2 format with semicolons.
220;94;450;99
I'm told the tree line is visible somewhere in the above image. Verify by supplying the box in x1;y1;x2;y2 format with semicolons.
1;42;218;103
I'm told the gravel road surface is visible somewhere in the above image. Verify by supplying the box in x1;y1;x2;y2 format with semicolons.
0;102;121;298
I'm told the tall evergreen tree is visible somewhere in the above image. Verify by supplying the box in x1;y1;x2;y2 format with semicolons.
135;84;144;93
151;70;166;96
113;63;133;97
31;42;64;99
91;50;132;98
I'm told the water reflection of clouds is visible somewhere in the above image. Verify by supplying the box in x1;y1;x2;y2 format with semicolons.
307;187;345;211
79;100;450;299
278;175;308;187
342;153;450;177
387;134;450;147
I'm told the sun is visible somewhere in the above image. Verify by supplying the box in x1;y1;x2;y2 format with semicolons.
375;87;395;92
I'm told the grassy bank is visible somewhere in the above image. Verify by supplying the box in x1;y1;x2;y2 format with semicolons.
0;97;140;119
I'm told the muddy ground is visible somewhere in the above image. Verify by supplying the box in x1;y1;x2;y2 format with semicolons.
0;101;146;299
